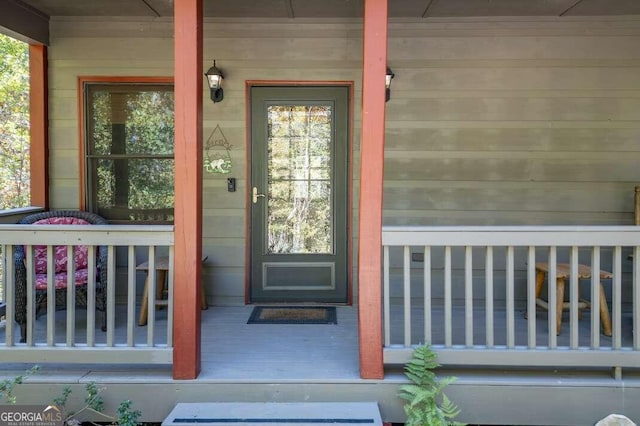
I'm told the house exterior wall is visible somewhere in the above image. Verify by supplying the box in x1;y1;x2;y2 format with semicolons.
385;18;640;227
47;17;364;305
46;16;640;305
382;17;640;306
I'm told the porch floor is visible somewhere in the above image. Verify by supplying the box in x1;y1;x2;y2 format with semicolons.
0;302;633;380
386;303;633;348
0;305;361;381
2;305;640;425
199;306;360;380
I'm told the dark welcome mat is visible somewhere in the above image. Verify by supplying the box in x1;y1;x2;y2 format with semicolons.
248;306;337;324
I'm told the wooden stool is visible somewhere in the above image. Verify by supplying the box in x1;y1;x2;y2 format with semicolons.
137;256;208;326
535;262;612;336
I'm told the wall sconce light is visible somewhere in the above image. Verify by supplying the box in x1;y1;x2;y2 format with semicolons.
204;60;224;103
385;66;395;102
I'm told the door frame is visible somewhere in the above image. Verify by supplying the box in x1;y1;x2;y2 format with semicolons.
244;80;354;305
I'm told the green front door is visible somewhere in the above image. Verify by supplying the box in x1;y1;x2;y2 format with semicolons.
249;86;349;303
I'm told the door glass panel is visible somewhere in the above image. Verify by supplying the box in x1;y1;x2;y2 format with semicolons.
266;105;333;254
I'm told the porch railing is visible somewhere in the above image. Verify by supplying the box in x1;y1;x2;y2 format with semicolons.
0;224;174;364
382;226;640;372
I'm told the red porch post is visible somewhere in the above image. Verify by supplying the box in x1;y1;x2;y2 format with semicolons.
173;0;203;379
29;44;48;208
358;0;388;379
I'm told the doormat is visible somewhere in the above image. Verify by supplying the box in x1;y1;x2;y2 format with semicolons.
247;306;337;324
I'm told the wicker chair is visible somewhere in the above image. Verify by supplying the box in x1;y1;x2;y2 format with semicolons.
14;210;108;343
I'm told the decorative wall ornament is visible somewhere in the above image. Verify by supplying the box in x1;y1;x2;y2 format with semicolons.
204;124;232;174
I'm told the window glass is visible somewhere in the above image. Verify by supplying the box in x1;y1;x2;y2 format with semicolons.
0;34;29;210
85;83;174;223
266;105;333;254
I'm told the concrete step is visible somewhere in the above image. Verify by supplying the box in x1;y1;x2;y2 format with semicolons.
162;402;383;426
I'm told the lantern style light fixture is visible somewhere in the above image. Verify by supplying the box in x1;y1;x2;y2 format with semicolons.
204;60;224;103
385;66;395;102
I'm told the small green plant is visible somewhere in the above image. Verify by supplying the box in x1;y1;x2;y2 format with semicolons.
0;365;40;404
398;345;464;426
0;365;141;425
54;382;141;426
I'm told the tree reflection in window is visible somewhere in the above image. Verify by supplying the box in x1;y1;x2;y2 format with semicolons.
85;83;174;223
266;105;333;254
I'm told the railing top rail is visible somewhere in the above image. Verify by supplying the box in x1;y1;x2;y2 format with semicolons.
382;225;640;246
0;224;174;246
0;207;45;224
0;207;45;218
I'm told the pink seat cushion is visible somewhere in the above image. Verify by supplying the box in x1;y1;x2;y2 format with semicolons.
31;217;91;275
34;269;89;290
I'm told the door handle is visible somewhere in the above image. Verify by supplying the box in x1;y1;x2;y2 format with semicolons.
252;187;266;204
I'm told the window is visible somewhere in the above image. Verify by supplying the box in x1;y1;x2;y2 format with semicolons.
83;80;174;223
0;34;29;210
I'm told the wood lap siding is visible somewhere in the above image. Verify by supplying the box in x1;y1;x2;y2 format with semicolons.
46;17;640;305
384;20;640;227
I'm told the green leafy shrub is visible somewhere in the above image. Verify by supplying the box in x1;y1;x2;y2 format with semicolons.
398;345;464;426
1;365;141;425
55;382;141;426
0;365;39;404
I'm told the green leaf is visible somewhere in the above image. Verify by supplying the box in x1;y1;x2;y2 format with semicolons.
397;345;465;426
117;399;141;426
0;365;39;404
84;382;105;413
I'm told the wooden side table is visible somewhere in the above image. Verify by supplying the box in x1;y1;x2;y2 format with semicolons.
137;256;208;326
535;262;612;336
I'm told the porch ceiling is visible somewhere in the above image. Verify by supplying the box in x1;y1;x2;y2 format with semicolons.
14;0;640;19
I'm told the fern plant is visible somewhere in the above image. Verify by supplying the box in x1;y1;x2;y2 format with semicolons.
398;345;464;426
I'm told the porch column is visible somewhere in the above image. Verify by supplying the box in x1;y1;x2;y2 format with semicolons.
358;0;388;379
29;44;48;208
173;0;203;379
